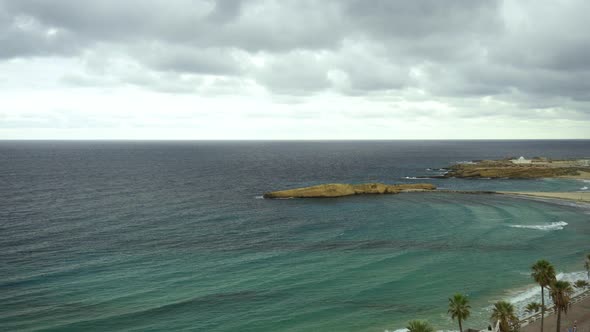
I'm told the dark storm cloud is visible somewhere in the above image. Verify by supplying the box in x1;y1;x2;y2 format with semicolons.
1;0;590;112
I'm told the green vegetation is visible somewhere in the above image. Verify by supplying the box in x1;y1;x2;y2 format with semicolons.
531;260;556;332
524;302;543;314
448;293;471;332
491;301;519;332
406;320;434;332
574;280;589;289
549;280;573;332
397;256;589;332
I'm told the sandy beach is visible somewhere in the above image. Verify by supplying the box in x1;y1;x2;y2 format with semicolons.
522;291;590;332
496;192;590;203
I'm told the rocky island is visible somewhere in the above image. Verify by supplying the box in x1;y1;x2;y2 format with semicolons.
444;157;590;179
263;183;436;199
263;157;590;200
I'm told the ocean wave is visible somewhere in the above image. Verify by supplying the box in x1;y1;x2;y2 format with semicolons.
402;176;439;180
580;186;588;190
254;195;264;199
508;221;567;231
503;271;588;319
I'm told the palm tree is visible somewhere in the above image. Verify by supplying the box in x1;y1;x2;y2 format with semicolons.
406;320;434;332
550;280;574;332
491;301;518;332
531;260;556;332
574;280;589;289
525;302;542;314
448;293;471;332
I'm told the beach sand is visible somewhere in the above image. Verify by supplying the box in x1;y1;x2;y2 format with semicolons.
521;292;590;332
496;192;590;203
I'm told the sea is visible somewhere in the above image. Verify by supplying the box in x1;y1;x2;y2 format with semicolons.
1;140;589;332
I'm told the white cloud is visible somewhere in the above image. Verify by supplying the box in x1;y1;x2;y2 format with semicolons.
0;0;589;139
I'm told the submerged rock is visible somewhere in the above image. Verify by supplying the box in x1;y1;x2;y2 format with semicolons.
263;183;436;199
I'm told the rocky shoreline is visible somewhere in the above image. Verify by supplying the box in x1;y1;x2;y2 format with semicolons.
442;157;590;179
263;157;590;199
263;183;436;198
263;185;590;203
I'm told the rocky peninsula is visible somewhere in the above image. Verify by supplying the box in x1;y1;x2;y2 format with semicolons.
444;157;590;179
263;183;590;204
263;183;436;199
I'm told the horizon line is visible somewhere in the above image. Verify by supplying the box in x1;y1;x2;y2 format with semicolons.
2;138;590;142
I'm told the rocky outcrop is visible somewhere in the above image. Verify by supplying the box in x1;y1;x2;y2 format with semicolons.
444;162;585;179
263;183;436;199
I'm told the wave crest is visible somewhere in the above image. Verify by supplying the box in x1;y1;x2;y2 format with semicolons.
509;221;568;231
504;271;588;318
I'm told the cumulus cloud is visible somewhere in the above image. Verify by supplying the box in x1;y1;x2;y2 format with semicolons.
1;0;589;138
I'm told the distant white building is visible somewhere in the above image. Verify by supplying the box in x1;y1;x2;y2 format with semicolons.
512;156;531;164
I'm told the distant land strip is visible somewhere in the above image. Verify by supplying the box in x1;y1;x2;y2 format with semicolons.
442;157;590;179
495;191;590;203
263;184;590;203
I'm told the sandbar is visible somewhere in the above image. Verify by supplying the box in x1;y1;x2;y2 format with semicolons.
496;191;590;203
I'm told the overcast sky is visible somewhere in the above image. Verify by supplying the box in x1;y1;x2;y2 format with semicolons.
1;0;589;139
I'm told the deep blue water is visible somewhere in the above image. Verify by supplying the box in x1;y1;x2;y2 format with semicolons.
1;140;589;331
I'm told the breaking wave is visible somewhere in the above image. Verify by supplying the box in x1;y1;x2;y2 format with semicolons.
504;271;588;318
509;221;568;231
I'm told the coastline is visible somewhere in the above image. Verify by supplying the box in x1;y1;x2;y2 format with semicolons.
558;170;590;179
435;189;590;332
521;289;590;332
496;191;590;203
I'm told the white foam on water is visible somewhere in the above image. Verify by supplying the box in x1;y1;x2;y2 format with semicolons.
385;329;459;332
503;271;588;318
580;186;588;190
509;221;568;231
255;195;294;200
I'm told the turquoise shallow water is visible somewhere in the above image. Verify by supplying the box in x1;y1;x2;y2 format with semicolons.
1;141;589;331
